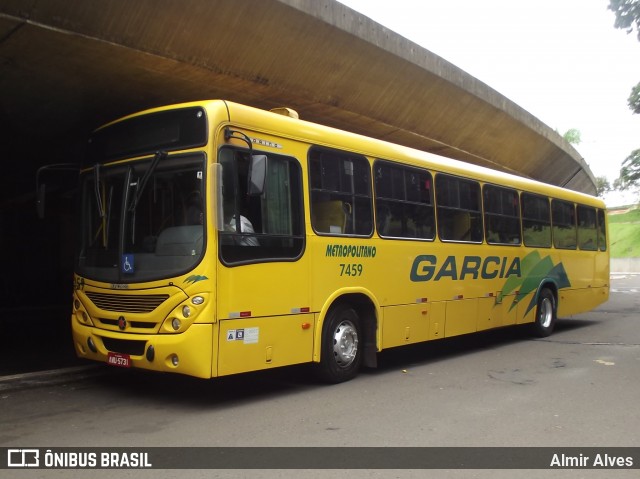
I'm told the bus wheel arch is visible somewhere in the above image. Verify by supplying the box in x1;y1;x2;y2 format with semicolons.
530;283;558;338
314;293;379;383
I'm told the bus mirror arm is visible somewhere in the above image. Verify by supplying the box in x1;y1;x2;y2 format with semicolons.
36;183;46;220
223;127;267;195
35;163;79;219
224;127;253;153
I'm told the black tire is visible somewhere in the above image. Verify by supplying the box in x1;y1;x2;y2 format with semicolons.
530;288;556;337
315;305;362;384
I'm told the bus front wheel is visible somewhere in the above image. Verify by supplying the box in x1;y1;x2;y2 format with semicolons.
531;288;556;337
315;305;362;384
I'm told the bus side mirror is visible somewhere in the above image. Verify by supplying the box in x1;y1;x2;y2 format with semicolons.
36;183;46;219
35;163;79;219
247;155;267;196
213;163;225;231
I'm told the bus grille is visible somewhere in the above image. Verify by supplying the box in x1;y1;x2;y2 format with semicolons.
85;292;169;313
98;318;158;329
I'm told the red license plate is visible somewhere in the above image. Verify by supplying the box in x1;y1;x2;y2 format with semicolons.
107;352;131;368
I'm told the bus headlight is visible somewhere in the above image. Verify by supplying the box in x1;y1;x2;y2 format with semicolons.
192;296;205;305
73;295;94;326
159;294;208;333
171;318;182;331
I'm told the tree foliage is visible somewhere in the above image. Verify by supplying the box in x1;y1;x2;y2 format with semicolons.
609;0;640;40
609;0;640;115
610;1;640;196
616;149;640;190
595;176;612;197
628;81;640;114
562;128;582;145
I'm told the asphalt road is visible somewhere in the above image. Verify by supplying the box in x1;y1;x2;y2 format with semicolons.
1;275;639;479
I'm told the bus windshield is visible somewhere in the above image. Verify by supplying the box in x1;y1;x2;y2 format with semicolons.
77;153;206;283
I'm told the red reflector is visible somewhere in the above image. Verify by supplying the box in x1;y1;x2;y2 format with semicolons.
239;311;251;318
291;307;311;314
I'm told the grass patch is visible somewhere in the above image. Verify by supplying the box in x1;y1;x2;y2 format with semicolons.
608;208;640;224
608;208;640;258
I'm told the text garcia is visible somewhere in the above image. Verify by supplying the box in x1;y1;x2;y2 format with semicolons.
410;255;521;282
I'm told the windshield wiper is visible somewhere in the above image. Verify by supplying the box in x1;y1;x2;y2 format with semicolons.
94;163;105;218
128;150;167;212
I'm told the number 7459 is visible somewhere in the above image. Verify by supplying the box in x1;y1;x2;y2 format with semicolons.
339;263;363;276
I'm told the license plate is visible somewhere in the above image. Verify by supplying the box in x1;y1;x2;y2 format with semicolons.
107;352;131;368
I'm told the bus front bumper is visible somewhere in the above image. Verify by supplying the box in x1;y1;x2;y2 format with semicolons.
72;320;214;379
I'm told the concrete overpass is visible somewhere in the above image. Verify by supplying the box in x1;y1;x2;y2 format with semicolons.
0;0;596;198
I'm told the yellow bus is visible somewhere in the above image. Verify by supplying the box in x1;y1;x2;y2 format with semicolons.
71;100;609;383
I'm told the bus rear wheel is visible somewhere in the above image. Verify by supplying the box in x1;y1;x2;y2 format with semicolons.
530;288;556;337
315;305;362;384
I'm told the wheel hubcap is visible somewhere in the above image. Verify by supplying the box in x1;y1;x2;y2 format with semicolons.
539;297;553;328
332;320;358;368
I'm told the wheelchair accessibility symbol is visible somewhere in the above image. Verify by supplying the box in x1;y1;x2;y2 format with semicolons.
122;254;135;274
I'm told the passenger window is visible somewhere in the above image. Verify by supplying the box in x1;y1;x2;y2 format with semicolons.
309;147;373;236
577;205;598;251
374;161;435;240
521;193;551;247
483;185;521;245
597;209;607;251
436;174;483;242
552;199;577;249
